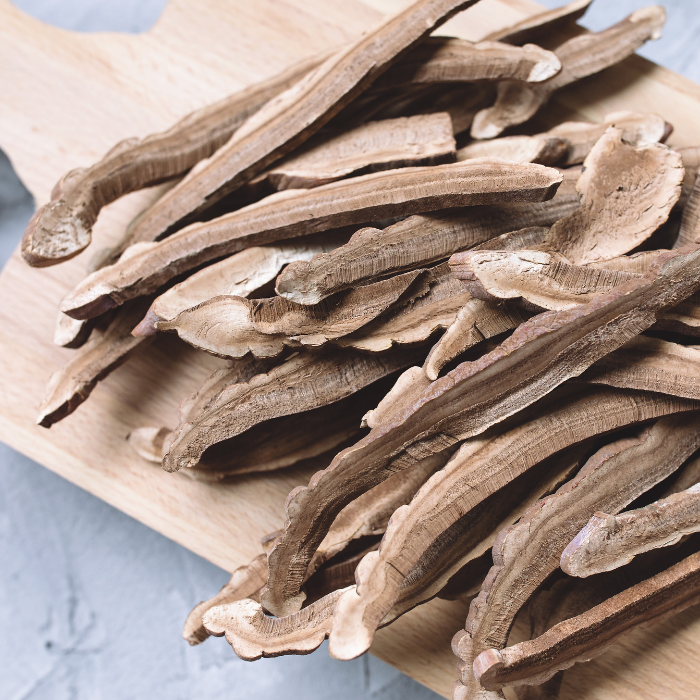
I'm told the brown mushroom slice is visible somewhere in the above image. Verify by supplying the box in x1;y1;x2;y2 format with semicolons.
452;413;700;699
561;484;700;579
275;168;577;306
473;549;700;691
471;7;666;140
457;136;567;166
674;170;700;249
374;38;561;89
62;160;563;321
658;453;700;499
262;245;700;618
125;0;484;245
678;146;700;207
184;554;268;646
127;426;171;463
261;113;455;191
328;395;700;661
547;111;671;167
19;53;331;267
162;347;419;474
483;0;592;46
547;127;683;265
37;300;153;428
134;237;346;336
53;313;94;349
157;269;422;359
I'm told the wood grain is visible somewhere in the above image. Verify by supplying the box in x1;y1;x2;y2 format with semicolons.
2;0;700;697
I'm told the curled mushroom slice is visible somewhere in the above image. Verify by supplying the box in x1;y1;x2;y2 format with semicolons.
546;111;671;167
38;300;153;427
262;246;700;618
457;135;567;166
471;7;666;139
19;52;329;267
275;168;577;306
134;236;345;336
483;0;592;46
53;313;94;349
259;113;455;191
473;548;700;691
374;38;561;89
452;413;700;699
561;483;700;578
127;426;171;463
61;160;563;320
162;347;419;474
158;269;423;358
329;396;700;662
125;0;484;244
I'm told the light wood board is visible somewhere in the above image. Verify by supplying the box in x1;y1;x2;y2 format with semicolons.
1;0;700;697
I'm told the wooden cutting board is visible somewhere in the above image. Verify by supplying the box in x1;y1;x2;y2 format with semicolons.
2;0;700;697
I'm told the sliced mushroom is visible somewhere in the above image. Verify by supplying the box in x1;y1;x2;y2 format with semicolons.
473;548;700;691
452;413;700;699
61;160;563;320
329;396;700;662
157;269;423;358
134;236;346;336
457;135;567;166
483;0;592;46
53;313;94;349
674;170;700;248
261;245;700;618
38;299;153;427
20;52;328;267
471;8;666;139
127;426;171;463
124;0;484;244
561;483;700;578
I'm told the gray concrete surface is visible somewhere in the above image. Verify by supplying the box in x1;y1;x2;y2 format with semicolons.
2;1;700;699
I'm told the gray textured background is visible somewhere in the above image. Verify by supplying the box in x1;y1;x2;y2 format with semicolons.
2;1;700;698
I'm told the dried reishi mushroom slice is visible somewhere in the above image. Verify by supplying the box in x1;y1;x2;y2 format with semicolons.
374;38;561;89
262;246;700;618
184;554;268;646
19;52;329;267
471;7;666;139
275;169;576;306
546;111;671;167
125;0;484;244
162;347;419;473
134;236;345;336
260;113;455;191
38;300;153;428
127;426;172;463
452;413;700;699
561;483;700;578
157;269;423;358
53;313;94;349
674;170;700;249
483;0;592;46
329;394;700;662
456;135;567;166
473;548;700;691
61;160;563;320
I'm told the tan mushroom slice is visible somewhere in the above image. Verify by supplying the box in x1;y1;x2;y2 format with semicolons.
37;300;153;428
471;7;666;139
61;160;563;320
53;313;94;349
561;483;700;578
547;127;683;264
275;168;577;306
452;413;700;699
473;548;700;691
678;146;700;207
127;426;172;463
658;453;700;499
546;111;671;167
259;113;455;191
374;38;561;89
162;347;419;474
125;0;483;244
674;170;700;248
328;396;700;661
261;245;700;618
457;135;567;166
157;269;423;358
133;235;347;336
184;554;268;646
19;53;329;267
483;0;592;46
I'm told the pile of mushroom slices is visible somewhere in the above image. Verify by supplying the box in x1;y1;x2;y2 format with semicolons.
25;0;700;695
